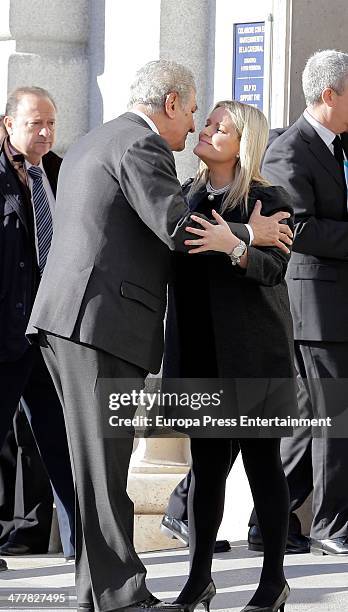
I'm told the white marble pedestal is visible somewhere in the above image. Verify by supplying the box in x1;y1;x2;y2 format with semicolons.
128;437;190;553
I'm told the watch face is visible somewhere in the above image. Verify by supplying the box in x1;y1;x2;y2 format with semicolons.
234;243;246;257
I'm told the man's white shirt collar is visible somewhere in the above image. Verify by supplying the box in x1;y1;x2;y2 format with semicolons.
130;110;159;135
25;158;47;176
303;109;337;149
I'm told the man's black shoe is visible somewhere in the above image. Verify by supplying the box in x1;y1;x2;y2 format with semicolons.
161;515;188;545
0;558;7;571
161;515;231;553
214;539;231;553
248;525;310;554
311;537;348;555
78;595;187;612
123;595;186;611
0;542;46;556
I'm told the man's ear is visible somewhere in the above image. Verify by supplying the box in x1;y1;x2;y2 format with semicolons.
322;87;336;108
3;115;14;135
164;92;178;119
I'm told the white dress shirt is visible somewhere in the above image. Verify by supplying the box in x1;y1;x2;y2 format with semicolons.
303;108;348;204
303;108;337;154
130;109;160;134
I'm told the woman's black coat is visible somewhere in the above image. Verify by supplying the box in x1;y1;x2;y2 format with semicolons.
164;182;295;381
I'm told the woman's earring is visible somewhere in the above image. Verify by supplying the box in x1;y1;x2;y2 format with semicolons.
236;153;240;159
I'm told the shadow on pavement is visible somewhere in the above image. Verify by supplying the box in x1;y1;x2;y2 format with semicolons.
0;563;74;580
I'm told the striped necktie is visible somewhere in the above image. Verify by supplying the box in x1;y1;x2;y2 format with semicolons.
27;165;53;275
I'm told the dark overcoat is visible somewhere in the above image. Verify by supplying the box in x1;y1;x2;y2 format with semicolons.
164;182;295;381
0;138;61;362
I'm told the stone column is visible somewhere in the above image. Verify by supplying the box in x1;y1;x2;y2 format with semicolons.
269;0;292;127
288;0;348;123
127;376;190;553
126;0;216;551
0;1;15;113
157;16;212;543
7;0;90;155
160;0;216;182
95;0;161;125
128;436;190;553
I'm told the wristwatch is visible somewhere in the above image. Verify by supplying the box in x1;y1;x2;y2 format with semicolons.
228;240;247;266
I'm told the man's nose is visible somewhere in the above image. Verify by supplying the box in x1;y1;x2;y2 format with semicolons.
189;120;195;134
39;126;51;137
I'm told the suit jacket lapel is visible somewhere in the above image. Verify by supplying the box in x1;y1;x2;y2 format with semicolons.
297;115;345;192
42;153;60;196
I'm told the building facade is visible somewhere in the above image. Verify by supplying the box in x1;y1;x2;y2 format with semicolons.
1;0;347;547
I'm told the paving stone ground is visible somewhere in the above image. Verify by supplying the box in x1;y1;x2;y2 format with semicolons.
0;542;347;611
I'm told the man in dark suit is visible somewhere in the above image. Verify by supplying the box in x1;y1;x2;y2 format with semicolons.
0;404;53;555
249;49;348;556
0;87;75;562
27;61;293;611
26;60;199;612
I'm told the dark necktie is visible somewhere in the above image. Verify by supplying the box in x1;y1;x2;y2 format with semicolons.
27;165;53;275
332;135;347;197
333;135;344;164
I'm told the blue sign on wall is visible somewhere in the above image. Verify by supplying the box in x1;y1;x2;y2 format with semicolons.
233;22;265;111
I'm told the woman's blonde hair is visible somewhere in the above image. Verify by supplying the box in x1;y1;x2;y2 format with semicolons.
190;100;270;213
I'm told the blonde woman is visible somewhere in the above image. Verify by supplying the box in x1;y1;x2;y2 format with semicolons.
165;101;293;612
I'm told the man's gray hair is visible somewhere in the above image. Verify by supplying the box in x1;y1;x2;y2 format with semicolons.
5;86;56;116
302;49;348;106
128;60;195;112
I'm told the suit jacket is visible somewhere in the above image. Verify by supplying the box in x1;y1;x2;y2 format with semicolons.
0;138;61;362
262;114;348;342
27;113;251;373
164;182;295;380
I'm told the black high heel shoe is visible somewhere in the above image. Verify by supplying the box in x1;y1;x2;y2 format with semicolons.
240;582;290;612
177;581;216;612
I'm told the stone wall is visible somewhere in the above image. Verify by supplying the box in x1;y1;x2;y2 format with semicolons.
3;0;89;155
289;0;348;123
0;0;15;112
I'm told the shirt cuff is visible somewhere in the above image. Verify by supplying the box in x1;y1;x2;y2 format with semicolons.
245;223;254;245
